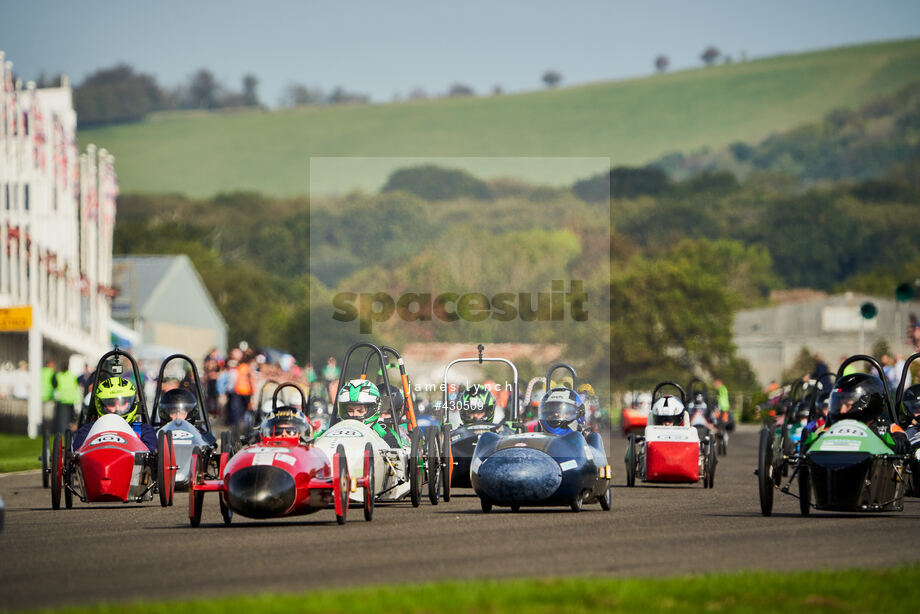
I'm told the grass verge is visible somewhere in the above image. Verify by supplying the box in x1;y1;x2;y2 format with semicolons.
28;564;920;614
0;433;42;473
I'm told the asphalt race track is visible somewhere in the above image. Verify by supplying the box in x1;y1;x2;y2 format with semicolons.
2;426;920;610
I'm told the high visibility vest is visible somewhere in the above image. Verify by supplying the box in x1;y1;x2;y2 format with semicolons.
41;367;56;402
54;370;81;404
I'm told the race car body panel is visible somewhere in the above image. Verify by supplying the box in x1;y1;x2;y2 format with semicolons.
449;422;514;488
471;430;610;508
804;420;906;512
643;425;700;483
75;414;151;503
314;419;408;503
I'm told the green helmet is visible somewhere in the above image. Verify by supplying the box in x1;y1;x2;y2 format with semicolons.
95;377;139;424
458;385;496;424
337;379;381;425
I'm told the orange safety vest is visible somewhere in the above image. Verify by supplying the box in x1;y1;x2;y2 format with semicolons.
234;363;252;395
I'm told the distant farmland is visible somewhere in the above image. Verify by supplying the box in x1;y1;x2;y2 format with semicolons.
80;38;920;197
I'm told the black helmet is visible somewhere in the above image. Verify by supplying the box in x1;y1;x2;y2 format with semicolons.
901;384;920;422
457;385;496;424
378;384;404;420
159;388;198;422
828;373;888;426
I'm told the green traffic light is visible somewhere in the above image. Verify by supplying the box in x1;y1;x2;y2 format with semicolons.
896;282;914;302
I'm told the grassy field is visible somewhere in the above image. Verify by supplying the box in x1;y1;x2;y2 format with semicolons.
80;38;920;198
0;433;42;473
29;564;920;614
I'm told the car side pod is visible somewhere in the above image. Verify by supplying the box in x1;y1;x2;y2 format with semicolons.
226;465;297;518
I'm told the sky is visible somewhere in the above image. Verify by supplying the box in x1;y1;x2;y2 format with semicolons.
2;0;920;106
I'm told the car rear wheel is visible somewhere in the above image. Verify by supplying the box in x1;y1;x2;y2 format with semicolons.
363;442;375;522
157;431;171;507
757;425;774;516
51;433;63;510
440;424;452;502
571;490;584;512
599;485;612;511
409;427;423;508
41;427;50;489
188;447;204;528
333;444;349;525
798;463;811;516
625;435;637;487
63;431;73;509
427;428;441;505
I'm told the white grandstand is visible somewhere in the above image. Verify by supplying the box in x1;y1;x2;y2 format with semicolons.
0;51;116;436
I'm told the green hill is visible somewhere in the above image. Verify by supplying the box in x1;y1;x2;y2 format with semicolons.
81;38;920;197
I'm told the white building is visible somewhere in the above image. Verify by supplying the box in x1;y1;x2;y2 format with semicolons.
0;52;116;436
734;291;920;386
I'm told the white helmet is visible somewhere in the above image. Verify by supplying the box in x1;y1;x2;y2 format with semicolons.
651;395;685;426
635;392;652;411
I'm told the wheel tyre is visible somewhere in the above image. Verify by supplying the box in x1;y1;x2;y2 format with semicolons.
440;424;452;503
41;428;50;488
219;493;233;525
363;443;375;522
599;486;612;511
409;427;423;508
571;490;584;512
189;448;204;528
625;435;636;487
63;431;73;509
166;432;176;506
157;431;170;507
51;433;63;510
333;444;349;525
799;463;811;516
427;428;441;505
707;441;716;489
220;430;232;456
757;426;774;516
480;497;492;513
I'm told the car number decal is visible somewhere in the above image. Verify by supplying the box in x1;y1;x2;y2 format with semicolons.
821;439;861;451
327;428;364;437
827;425;867;438
90;434;126;445
169;430;195;440
251;453;276;466
559;459;577;471
246;446;290;454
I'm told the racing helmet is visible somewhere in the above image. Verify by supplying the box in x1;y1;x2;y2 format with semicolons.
539;388;585;435
337;379;381;424
94;377;139;423
827;373;888;426
650;395;685;426
158;388;198;422
378;383;404;420
261;408;312;440
901;384;920;422
458;385;496;424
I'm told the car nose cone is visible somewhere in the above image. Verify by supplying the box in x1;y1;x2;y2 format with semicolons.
476;447;562;503
226;465;296;518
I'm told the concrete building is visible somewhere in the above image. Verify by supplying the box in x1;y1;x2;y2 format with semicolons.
0;52;116;435
734;291;920;385
112;255;227;361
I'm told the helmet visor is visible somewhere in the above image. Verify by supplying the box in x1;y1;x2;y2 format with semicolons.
828;388;860;421
539;401;578;423
101;395;135;416
342;402;375;420
261;416;308;439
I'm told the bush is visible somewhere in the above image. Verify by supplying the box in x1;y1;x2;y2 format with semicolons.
382;165;491;201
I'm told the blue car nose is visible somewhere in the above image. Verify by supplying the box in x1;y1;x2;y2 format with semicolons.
226;465;296;518
475;447;562;503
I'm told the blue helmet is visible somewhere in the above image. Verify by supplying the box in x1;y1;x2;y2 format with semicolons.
538;388;584;435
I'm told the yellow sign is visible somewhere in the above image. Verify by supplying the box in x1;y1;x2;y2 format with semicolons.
0;306;32;331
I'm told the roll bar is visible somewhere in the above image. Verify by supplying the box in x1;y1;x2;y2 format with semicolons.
441;344;520;425
150;353;211;432
84;347;150;427
835;354;897;424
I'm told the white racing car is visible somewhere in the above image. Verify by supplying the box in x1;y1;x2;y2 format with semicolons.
313;342;449;507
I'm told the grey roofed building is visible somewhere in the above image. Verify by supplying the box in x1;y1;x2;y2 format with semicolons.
734;291;919;386
111;255;227;360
